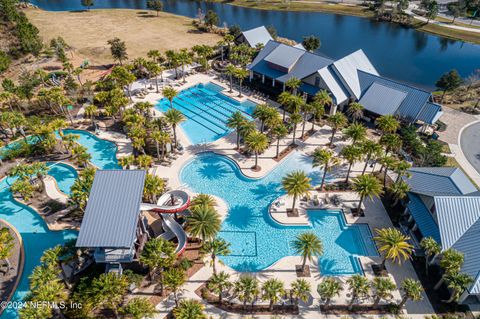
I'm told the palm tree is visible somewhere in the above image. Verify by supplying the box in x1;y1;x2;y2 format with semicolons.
187;205;221;242
191;193;217;209
0;228;14;274
239;120;256;142
434;248;464;290
379;154;397;189
346;274;370;310
291;279;311;307
173;299;207;319
314;90;332;114
177;48;193;83
234;68;249;97
285;77;302;95
351;174;383;215
344;122;367;144
201;238;231;275
340;145;363;184
300;102;313;138
139;238;176;294
282;170;311;212
374;228;413;269
244;130;269;170
380;133;402;155
208;271;232;303
327;112;347;147
393;160;411;183
371;277;396;308
388;180;410;207
420;237;441;275
444;272;473;303
162;86;178;108
234;275;260;310
292;232;323;274
272;123;288;158
164;108;185;149
225;64;236;93
317;277;343;309
375;114;400;136
252;103;269;132
310;100;325;130
346;102;364;122
312;147;340;191
226;111;247;150
360;140;382;175
289;112;303;145
89;272;129;316
398;278;423;309
262;278;285;311
120;298;158;319
84;104;98;128
119;155;135;169
164;268;186;307
278;91;294;121
151;130;171;160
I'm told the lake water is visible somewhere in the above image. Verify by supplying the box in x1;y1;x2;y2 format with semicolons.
28;0;480;89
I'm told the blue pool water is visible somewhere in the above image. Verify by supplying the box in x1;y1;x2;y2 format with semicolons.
0;131;119;319
46;162;78;195
180;151;378;274
155;82;256;144
62;129;120;169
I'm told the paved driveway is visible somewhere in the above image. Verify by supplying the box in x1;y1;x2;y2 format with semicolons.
460;121;480;175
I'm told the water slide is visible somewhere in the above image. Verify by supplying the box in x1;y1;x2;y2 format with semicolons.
140;190;190;254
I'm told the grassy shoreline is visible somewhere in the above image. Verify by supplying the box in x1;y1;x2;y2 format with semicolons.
215;0;480;44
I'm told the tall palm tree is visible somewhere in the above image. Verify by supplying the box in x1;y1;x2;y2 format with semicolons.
272;123;288;158
317;277;343;309
151;130;171;160
207;271;232;303
420;237;441;275
327;112;347;147
244;130;269;170
225;64;236;93
375;114;400;136
139;238;176;294
164;268;186;307
393;160;411;183
164;108;185;149
346;274;370;310
388;180;410;206
344;122;367;144
278;91;293;121
346;102;364;122
226;111;247;150
234;68;249;97
379;154;397;189
371;277;396;308
143;174;165;203
282;170;311;212
177;48;193;83
360;140;382;175
291;279;311;307
380;133;402;155
90;272;129;316
300;102;313;138
310;100;325;130
292;232;323;274
434;248;464;290
84;104;98;128
285;77;302;95
187;204;221;242
162;86;178;108
374;228;413;268
340;145;363;184
262;278;285;311
314;90;332;114
444;272;473;303
398;278;423;309
289;112;303;145
351;174;383;215
252;103;269;132
234;275;260;310
173;299;207;319
201;238;231;275
312;147;340;191
191;193;217;209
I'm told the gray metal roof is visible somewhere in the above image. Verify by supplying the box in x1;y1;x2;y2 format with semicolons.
434;196;480;294
276;51;333;83
264;44;305;70
416;102;443;124
241;26;273;48
359;82;408;116
404;167;478;197
318;66;348;104
76;170;146;249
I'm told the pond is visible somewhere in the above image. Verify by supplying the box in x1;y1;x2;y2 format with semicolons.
28;0;480;89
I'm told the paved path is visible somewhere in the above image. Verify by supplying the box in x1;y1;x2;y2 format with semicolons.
406;9;480;33
460;121;480;177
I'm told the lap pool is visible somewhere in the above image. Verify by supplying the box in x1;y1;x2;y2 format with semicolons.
155;82;256;144
180;151;378;274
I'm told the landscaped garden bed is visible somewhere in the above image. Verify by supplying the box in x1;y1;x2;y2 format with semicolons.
319;303;398;314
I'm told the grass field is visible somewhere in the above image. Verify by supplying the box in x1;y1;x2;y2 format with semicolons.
24;8;222;65
411;18;480;44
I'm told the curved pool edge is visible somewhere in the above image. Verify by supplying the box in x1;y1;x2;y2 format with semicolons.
46;161;79;198
0;219;24;317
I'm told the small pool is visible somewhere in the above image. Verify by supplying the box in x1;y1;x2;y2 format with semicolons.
155;82;256;144
62;129;120;169
46;162;78;195
180;151;378;274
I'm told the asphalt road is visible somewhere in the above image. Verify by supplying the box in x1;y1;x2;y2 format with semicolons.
460;122;480;175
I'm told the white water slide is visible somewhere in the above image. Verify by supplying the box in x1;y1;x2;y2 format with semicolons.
140;190;190;254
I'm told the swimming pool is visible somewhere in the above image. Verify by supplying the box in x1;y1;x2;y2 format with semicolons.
155;82;256;144
62;129;120;169
46;162;78;195
180;151;378;274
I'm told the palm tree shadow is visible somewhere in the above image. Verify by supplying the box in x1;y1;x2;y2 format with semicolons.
196;163;230;180
223;205;255;230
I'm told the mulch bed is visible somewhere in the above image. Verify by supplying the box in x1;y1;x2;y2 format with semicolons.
319;304;395;314
195;283;299;315
300;129;316;141
274;143;299;162
286;208;299;217
295;265;311;277
372;264;389;277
